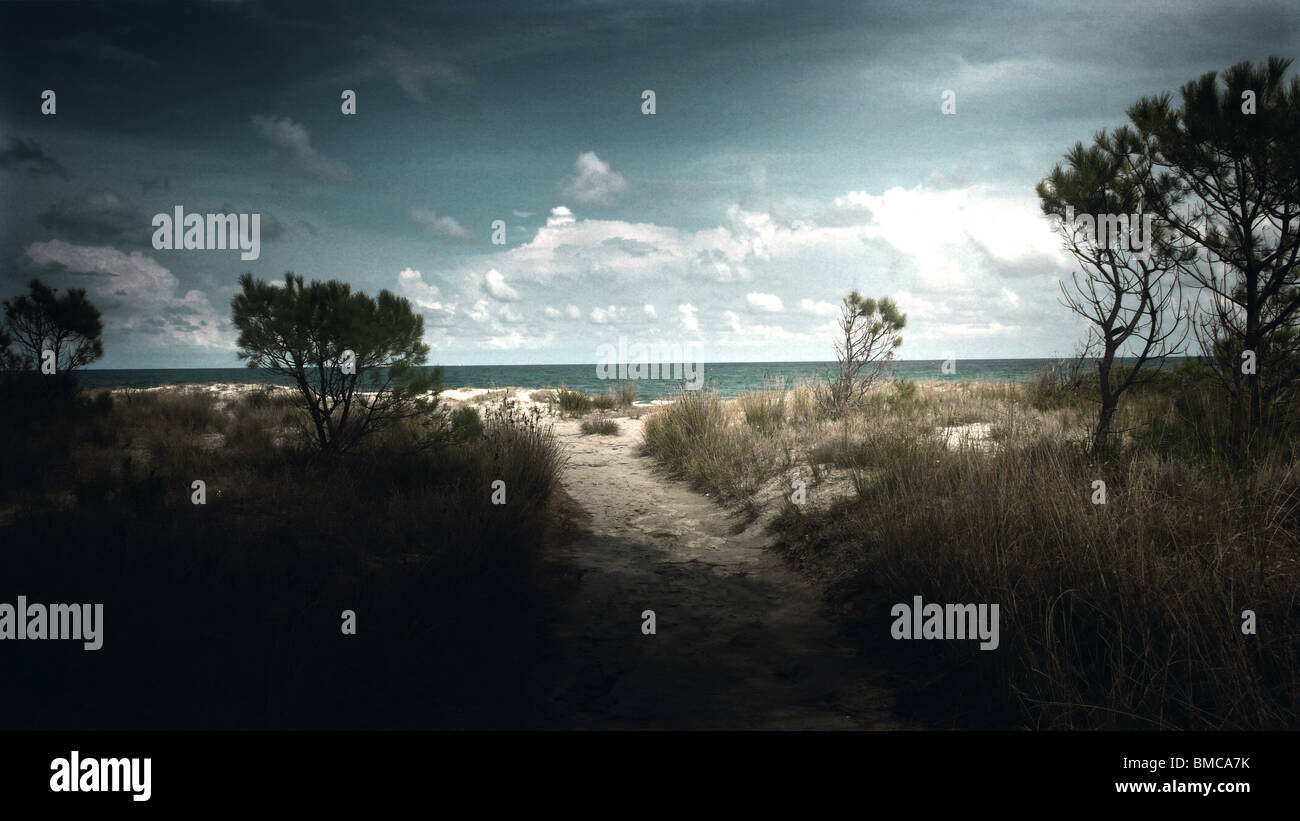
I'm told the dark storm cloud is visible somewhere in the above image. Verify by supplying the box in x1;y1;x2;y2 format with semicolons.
46;30;159;69
0;136;70;179
36;191;147;244
218;204;286;241
261;213;286;241
138;176;170;193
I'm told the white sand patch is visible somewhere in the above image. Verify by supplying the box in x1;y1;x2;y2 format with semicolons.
437;386;556;415
935;422;994;450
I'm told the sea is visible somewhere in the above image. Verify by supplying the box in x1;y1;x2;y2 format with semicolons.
70;357;1194;402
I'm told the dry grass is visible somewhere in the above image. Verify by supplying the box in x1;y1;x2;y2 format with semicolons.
642;377;1300;729
555;383;638;415
580;417;620;435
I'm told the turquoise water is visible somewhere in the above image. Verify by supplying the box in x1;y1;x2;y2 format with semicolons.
73;358;1195;401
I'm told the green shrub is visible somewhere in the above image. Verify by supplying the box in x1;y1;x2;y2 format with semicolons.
450;405;485;441
556;386;594;415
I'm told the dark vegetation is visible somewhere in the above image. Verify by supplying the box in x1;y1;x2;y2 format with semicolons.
0;276;569;729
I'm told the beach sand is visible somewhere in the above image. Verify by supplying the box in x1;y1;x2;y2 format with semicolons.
529;413;912;728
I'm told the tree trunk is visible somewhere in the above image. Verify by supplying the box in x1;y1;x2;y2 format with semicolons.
1093;401;1117;457
1093;355;1116;457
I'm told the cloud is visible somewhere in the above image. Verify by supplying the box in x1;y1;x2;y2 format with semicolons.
138;176;170;193
375;44;467;102
37;190;146;243
799;298;840;316
453;203;761;287
397;267;453;314
722;309;827;344
250;115;353;181
560;152;629;206
548;206;576;227
0;136;70;178
465;298;521;324
483;268;519;301
485;329;552;350
410;206;474;243
260;214;285;241
47;30;158;69
23;240;229;348
216;203;284;241
643;304;657;318
485;331;526;350
678;303;699;332
407;183;1073;358
512;210;534;218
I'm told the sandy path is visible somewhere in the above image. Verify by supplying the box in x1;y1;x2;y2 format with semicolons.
532;415;910;729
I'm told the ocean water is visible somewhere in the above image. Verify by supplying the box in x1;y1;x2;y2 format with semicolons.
72;357;1194;402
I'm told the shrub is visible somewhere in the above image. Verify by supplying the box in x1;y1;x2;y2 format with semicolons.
449;405;485;441
556;386;594;416
615;381;638;406
580;418;620;435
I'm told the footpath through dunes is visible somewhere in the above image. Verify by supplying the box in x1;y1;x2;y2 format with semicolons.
531;414;913;730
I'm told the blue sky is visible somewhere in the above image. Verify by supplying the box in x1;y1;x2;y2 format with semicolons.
1;0;1296;367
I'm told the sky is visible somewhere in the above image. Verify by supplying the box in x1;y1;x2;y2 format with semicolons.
0;0;1296;368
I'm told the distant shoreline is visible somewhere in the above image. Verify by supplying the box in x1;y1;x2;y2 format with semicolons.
71;357;1200;400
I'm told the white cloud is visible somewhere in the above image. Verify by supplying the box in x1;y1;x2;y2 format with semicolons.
746;292;783;312
484;268;519;301
723;308;826;343
678;303;699;332
397;267;452;312
486;331;527;349
407;182;1075;359
548;206;576;227
643;303;657;318
799;298;840;316
411;207;474;243
250;115;353;181
24;240;229;349
560;151;629;205
485;329;553;350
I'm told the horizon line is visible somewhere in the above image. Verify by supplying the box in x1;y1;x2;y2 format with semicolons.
78;354;1196;371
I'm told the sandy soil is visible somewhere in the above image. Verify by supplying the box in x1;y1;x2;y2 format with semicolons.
531;414;912;729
